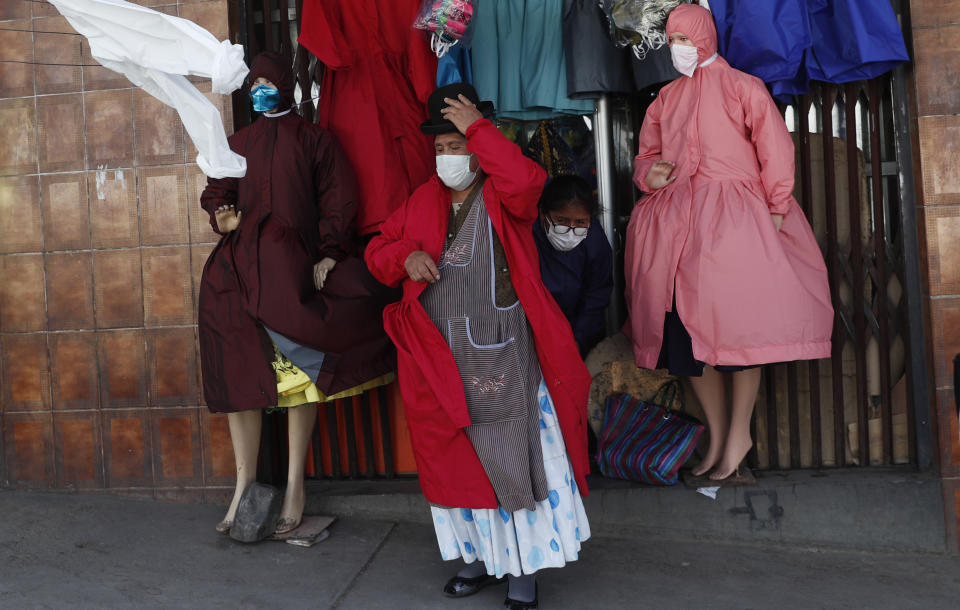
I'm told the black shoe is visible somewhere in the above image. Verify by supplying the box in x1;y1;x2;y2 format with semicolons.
442;573;506;598
504;582;538;609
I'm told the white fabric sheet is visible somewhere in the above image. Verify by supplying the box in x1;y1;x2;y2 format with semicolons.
49;0;248;178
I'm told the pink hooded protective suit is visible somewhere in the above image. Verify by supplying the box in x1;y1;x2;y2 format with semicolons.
624;4;833;369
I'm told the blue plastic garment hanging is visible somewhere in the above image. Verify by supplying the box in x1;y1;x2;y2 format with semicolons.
708;0;909;102
436;44;474;87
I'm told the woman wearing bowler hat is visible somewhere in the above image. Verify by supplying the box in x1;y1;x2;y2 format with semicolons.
366;83;592;609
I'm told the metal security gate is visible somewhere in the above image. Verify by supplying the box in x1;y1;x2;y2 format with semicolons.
752;74;929;470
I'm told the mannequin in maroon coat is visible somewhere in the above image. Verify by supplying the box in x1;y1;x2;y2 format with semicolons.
199;52;394;535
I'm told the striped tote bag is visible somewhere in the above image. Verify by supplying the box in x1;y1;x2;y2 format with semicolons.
596;382;704;485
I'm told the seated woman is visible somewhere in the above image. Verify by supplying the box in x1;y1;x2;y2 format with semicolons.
532;175;613;357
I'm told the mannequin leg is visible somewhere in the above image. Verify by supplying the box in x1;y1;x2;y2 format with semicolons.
276;402;318;532
711;367;762;480
220;409;262;530
687;366;727;476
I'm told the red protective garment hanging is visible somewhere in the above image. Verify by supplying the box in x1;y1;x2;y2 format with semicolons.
298;0;438;235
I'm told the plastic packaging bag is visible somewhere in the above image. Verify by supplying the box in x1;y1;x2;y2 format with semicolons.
413;0;475;57
600;0;690;59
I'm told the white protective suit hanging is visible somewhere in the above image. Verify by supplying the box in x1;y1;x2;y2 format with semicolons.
49;0;249;178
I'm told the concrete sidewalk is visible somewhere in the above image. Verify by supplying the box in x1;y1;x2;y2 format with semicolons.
1;490;959;609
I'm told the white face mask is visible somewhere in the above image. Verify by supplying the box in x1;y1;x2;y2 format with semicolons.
670;44;700;78
436;154;478;191
544;218;587;252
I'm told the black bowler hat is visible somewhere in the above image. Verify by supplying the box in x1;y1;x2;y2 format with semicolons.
420;82;495;134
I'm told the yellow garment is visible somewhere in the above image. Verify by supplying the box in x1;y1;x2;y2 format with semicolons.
270;344;395;408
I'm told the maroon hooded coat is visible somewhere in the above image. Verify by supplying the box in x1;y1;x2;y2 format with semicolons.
198;52;394;413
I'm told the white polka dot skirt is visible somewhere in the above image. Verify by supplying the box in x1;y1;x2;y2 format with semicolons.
430;378;591;577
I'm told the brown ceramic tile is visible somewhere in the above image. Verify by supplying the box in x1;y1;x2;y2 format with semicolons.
128;1;179;7
146;327;199;406
0;97;37;175
0;253;46;332
102;409;153;487
0;2;31;19
151;408;202;485
0;333;50;412
142;246;192;325
919;116;960;205
202;487;233;506
33;17;82;95
37;93;85;172
97;329;147;409
54;411;104;488
93;248;143;328
3;412;54;487
937;388;960;471
88;168;138;249
29;3;60;18
190;243;215;317
40;173;90;251
134;89;184;167
0;23;35;99
914;26;960;116
941;477;960;553
200;409;235;484
186;164;220;244
0;175;42;253
138;167;188;246
911;1;960;28
925;205;960;295
45;252;94;330
84;89;134;169
49;332;99;410
179;0;229;41
80;39;130;92
931;296;960;388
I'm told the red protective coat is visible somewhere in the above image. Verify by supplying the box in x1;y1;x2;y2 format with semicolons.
298;0;438;235
365;120;591;508
198;57;394;413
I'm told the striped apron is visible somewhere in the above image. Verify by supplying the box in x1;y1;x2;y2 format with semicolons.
420;193;549;512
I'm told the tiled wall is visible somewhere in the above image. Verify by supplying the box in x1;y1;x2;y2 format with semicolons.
0;0;234;502
909;1;960;551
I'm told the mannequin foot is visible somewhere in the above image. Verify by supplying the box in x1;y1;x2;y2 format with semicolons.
709;435;753;481
219;481;250;533
690;437;725;476
275;481;305;534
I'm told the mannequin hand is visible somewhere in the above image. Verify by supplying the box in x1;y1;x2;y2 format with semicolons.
313;257;337;290
440;94;483;135
645;161;677;190
771;213;784;232
404;250;440;283
215;205;241;233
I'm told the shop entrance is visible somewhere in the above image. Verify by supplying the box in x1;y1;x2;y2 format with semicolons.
233;0;931;482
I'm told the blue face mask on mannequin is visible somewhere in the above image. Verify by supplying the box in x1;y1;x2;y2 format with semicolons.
249;83;281;112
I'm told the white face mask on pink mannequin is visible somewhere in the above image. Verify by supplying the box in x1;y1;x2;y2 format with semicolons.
670;44;701;77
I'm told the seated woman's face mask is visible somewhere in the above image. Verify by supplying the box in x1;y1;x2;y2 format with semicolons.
436;154;477;191
250;83;281;112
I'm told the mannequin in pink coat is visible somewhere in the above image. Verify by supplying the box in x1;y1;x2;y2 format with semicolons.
624;4;833;481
